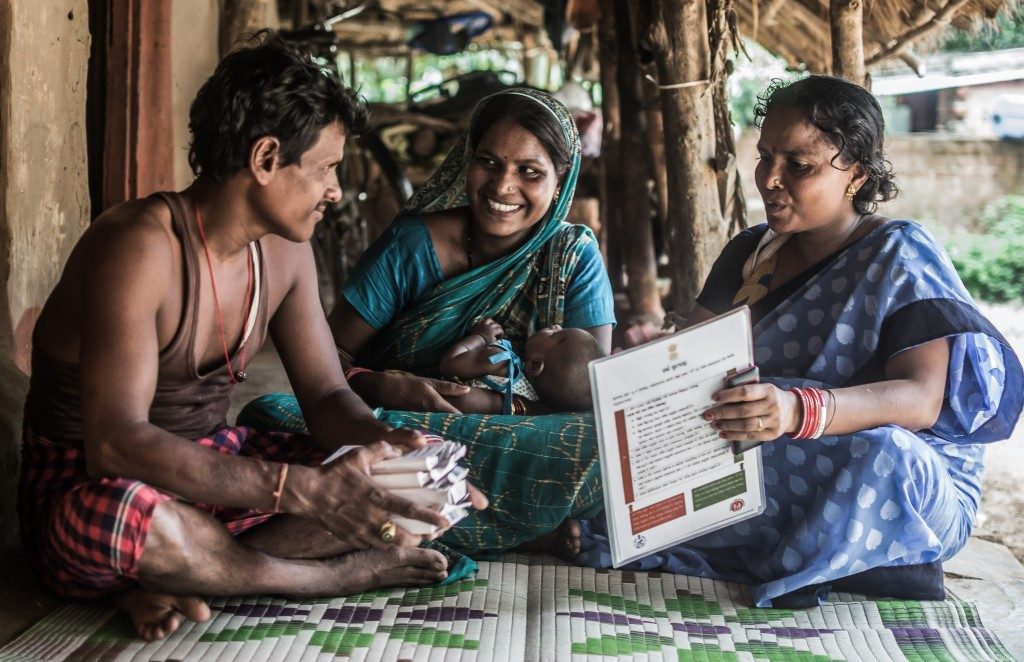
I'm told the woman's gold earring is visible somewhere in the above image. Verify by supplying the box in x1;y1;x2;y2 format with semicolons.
553;188;560;202
845;183;858;200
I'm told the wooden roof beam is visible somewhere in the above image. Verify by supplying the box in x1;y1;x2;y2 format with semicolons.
866;0;970;66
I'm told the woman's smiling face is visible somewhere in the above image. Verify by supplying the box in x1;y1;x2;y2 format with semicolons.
466;120;560;242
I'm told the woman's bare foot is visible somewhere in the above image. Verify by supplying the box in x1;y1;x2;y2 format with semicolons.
518;519;581;562
114;588;211;641
314;546;448;596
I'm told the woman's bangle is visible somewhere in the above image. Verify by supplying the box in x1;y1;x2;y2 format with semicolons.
511;395;527;416
810;389;828;439
791;387;828;440
344;366;373;382
272;463;289;512
824;389;837;430
792;387;810;439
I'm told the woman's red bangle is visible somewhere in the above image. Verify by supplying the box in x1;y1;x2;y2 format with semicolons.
791;387;826;440
344;366;373;382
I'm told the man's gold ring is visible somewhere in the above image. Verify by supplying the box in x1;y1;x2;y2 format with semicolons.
756;417;765;432
379;520;397;542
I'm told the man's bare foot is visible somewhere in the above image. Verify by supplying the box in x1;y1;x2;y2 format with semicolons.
313;546;448;596
114;588;211;641
517;519;581;562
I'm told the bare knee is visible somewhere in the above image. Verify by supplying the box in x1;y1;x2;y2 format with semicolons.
136;500;233;588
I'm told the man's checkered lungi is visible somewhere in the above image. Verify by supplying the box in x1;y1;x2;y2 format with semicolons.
19;425;322;599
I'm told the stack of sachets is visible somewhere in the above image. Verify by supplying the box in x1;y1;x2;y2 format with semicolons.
322;435;472;535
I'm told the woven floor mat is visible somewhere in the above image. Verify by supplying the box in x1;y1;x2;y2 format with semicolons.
1;553;1013;661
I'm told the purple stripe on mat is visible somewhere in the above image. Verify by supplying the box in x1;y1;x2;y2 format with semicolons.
671;622;734;636
216;605;312;618
322;607;385;623
889;627;944;642
559;611;655;628
395;608;493;622
755;627;839;637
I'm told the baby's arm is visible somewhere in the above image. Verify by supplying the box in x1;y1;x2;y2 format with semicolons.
439;319;509;379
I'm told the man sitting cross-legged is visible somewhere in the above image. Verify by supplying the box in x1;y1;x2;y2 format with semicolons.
18;31;485;642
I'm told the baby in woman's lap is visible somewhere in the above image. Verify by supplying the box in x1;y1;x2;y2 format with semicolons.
439;318;604;414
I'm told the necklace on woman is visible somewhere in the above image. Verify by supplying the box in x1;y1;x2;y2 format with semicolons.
192;201;253;384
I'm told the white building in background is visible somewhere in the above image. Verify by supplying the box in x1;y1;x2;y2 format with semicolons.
871;47;1024;136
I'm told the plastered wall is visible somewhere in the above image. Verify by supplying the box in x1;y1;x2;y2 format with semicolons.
0;0;91;550
172;0;220;188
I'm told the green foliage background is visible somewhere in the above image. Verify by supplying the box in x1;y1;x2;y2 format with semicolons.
940;7;1024;53
947;195;1024;303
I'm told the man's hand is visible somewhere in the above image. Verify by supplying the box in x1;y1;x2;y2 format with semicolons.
470;318;503;344
313;441;453;547
356;371;470;413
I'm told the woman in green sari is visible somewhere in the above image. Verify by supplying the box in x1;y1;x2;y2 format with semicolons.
242;88;614;555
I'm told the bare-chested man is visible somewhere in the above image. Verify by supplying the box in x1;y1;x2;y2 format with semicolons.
18;32;485;641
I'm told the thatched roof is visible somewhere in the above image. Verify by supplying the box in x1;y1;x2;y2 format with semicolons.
326;0;1010;71
734;0;1011;73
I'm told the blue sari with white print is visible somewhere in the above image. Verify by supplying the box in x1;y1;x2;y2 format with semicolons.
577;220;1023;607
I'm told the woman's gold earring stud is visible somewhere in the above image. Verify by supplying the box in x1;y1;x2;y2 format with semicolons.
845;183;858;200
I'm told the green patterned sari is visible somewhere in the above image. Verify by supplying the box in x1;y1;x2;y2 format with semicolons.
240;88;607;555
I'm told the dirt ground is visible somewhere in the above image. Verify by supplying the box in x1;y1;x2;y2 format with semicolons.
972;303;1024;562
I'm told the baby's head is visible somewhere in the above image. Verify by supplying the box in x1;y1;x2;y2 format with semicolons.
524;326;606;411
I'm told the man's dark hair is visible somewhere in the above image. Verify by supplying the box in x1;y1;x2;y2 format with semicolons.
754;75;898;214
469;92;571;180
530;331;605;412
188;30;370;183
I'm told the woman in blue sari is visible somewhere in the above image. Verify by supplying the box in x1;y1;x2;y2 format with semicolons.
578;75;1024;607
242;88;616;554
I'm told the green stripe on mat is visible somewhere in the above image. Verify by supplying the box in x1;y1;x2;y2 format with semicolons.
1;554;1014;661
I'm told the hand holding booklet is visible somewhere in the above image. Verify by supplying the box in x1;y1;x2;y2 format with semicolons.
589;306;765;567
322;437;472;535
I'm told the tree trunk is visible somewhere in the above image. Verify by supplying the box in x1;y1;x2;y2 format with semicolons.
642;77;669;255
830;0;865;85
709;1;746;235
713;76;746;236
597;0;623;291
614;0;663;319
631;0;669;267
644;0;725;315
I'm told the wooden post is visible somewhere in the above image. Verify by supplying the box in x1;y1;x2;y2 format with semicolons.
104;0;175;209
642;76;669;256
830;0;865;84
629;0;669;269
614;0;663;318
597;0;623;291
644;0;725;314
708;1;746;235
